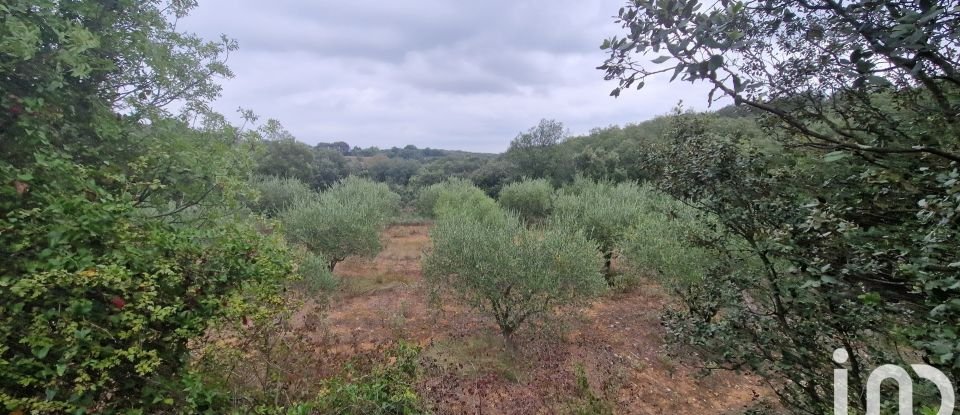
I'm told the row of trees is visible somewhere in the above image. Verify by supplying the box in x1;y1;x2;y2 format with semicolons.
420;177;687;344
419;180;607;345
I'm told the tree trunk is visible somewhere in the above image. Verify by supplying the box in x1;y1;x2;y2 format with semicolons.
603;251;614;285
504;332;518;352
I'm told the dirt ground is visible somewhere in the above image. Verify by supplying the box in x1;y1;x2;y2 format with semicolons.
306;224;770;414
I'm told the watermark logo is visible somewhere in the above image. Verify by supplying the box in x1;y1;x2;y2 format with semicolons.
833;348;956;415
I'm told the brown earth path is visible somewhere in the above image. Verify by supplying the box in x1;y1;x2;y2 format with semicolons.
308;224;770;414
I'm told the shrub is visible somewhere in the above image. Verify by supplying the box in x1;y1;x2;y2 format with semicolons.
416;178;507;225
294;250;339;293
322;176;401;225
424;214;605;344
414;178;471;217
1;214;293;413
281;177;399;270
551;178;648;279
313;342;424;414
497;178;554;225
190;263;327;414
619;188;716;282
249;176;315;216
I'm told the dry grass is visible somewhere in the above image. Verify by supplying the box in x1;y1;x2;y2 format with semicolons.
423;332;524;382
297;224;772;414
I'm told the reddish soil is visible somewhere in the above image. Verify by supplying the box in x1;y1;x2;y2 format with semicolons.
306;224;770;414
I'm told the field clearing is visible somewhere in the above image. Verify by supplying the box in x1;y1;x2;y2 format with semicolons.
299;224;769;414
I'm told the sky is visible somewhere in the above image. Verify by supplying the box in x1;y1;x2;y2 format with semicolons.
180;0;719;153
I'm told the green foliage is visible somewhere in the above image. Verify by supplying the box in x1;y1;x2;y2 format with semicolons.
620;186;717;283
313;342;424;415
294;249;340;294
415;178;507;226
0;1;300;412
627;110;956;413
551;178;648;277
424;213;606;340
1;194;293;412
322;176;401;225
497;178;555;225
506;119;572;184
281;177;399;269
249;176;316;216
368;157;422;187
601;0;960;411
601;1;960;412
255;135;351;190
565;364;613;415
413;180;453;217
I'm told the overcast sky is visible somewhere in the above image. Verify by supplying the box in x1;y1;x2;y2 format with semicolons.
180;1;717;153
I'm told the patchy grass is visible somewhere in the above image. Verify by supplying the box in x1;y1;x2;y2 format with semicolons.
423;333;525;382
340;271;415;297
562;363;614;415
307;224;771;414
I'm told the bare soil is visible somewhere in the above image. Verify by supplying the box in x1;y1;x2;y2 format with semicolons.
303;224;769;414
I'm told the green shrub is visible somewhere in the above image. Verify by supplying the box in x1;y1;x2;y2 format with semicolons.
551;178;648;279
314;342;424;414
424;214;605;343
416;178;507;226
0;1;300;413
281;177;400;270
497;177;555;225
414;178;470;217
619;187;717;281
322;176;401;225
1;210;293;413
295;250;340;293
249;176;316;216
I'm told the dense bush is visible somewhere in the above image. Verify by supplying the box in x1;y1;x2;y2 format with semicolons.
551;178;647;278
414;178;466;217
416;178;506;225
249;176;315;216
282;177;399;270
313;342;424;414
321;176;401;225
424;213;606;343
599;0;960;410
497;178;555;225
294;249;340;293
619;187;716;282
505;119;573;184
0;1;302;412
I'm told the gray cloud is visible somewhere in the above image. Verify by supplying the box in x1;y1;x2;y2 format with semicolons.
181;0;718;153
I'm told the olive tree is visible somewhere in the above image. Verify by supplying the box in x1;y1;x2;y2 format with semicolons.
281;177;399;270
322;176;401;225
416;178;507;225
497;178;555;225
248;176;315;216
551;178;647;279
424;213;605;344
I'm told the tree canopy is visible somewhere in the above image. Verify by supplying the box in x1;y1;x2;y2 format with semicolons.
0;1;296;412
601;0;960;412
424;213;606;343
